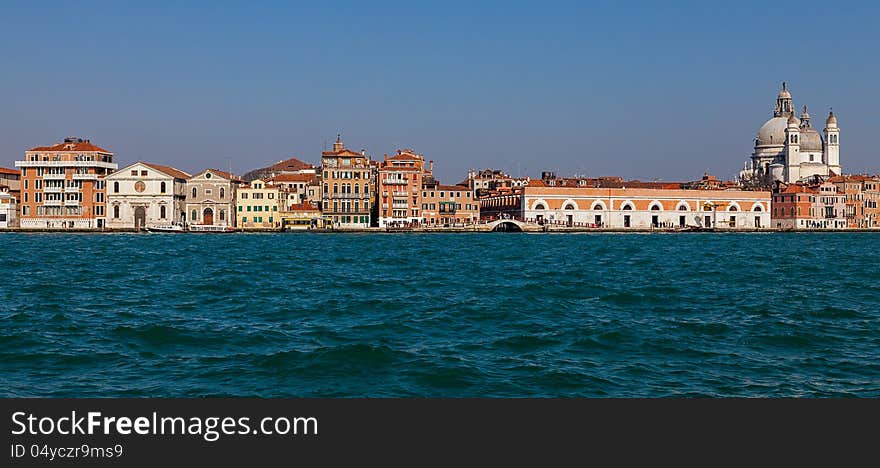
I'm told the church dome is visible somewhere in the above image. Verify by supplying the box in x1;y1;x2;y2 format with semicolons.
756;117;789;146
799;127;824;151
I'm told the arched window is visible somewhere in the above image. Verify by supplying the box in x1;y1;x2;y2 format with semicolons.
113;205;119;218
113;181;119;193
191;209;197;221
220;188;225;199
564;204;575;210
729;206;738;212
220;210;225;221
535;203;545;210
333;184;338;194
363;184;369;194
754;205;763;212
354;184;360;194
160;205;166;219
678;204;688;211
323;184;328;194
160;182;166;194
650;204;661;211
622;205;633;211
592;203;603;211
192;187;197;198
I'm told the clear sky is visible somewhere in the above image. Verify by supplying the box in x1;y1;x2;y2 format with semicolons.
1;1;878;183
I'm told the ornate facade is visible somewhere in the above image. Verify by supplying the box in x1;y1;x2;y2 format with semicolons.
741;83;841;183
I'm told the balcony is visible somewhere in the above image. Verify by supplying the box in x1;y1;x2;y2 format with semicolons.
64;186;80;193
327;193;368;199
43;186;63;193
391;191;408;198
64;200;80;207
16;160;118;169
43;173;67;180
44;199;63;207
382;179;408;185
73;173;98;180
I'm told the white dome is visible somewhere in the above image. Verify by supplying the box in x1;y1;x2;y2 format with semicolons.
756;117;788;146
799;127;824;151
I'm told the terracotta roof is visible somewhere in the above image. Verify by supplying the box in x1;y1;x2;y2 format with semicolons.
322;149;363;157
267;173;313;183
0;167;20;176
141;162;191;180
437;184;470;192
286;203;320;212
267;157;316;172
29;141;111;153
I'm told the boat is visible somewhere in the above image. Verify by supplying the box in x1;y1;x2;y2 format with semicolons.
143;223;185;233
188;225;235;233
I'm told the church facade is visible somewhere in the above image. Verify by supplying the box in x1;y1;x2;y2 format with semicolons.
740;83;841;184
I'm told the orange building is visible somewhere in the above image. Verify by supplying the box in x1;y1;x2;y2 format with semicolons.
320;136;375;228
829;175;880;228
15;137;117;229
421;182;479;226
771;182;847;229
377;149;431;227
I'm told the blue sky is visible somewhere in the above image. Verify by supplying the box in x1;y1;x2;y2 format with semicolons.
1;1;878;183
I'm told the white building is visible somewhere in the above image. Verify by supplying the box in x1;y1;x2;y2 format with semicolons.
741;82;841;183
106;162;190;229
0;189;17;228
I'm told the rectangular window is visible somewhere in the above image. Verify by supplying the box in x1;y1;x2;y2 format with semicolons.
131;170;138;176
246;206;251;212
269;217;273;223
238;206;242;212
242;217;247;223
141;170;148;176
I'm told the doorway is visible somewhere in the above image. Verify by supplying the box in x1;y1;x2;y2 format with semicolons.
624;215;631;228
134;206;146;229
203;208;214;225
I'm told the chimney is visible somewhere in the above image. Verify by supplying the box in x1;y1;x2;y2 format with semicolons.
429;160;434;172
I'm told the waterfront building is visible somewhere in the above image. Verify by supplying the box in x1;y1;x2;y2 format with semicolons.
235;178;281;230
0;167;21;192
105;162;190;229
740;83;841;184
377;149;431;227
771;181;847;230
0;188;17;228
14;137;117;229
280;202;323;230
185;169;241;228
421;182;479;226
481;175;771;229
241;156;317;182
0;168;21;227
266;173;314;205
829;175;880;228
465;168;530;197
321;136;375;228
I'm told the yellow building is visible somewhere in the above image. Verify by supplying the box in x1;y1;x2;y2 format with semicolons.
235;178;281;230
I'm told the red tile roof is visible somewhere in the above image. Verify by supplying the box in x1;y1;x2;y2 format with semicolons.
141;162;191;180
0;167;20;176
267;157;316;172
29;141;111;153
286;203;320;212
437;184;470;192
267;173;313;183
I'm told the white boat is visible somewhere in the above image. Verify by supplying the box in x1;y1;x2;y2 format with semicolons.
188;224;235;233
143;223;185;233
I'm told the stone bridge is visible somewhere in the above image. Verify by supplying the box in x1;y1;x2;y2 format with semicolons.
480;219;543;232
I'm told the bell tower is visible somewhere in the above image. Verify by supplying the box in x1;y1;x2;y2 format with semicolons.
774;82;794;117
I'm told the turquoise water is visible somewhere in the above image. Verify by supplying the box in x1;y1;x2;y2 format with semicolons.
1;232;879;397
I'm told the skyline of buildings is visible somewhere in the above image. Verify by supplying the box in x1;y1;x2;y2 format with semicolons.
1;83;879;231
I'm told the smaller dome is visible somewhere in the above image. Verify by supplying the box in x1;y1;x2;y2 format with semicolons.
826;110;838;127
778;82;791;99
799;127;824;151
787;113;800;126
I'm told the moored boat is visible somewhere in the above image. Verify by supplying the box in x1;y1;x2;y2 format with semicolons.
143;223;185;233
188;225;235;233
